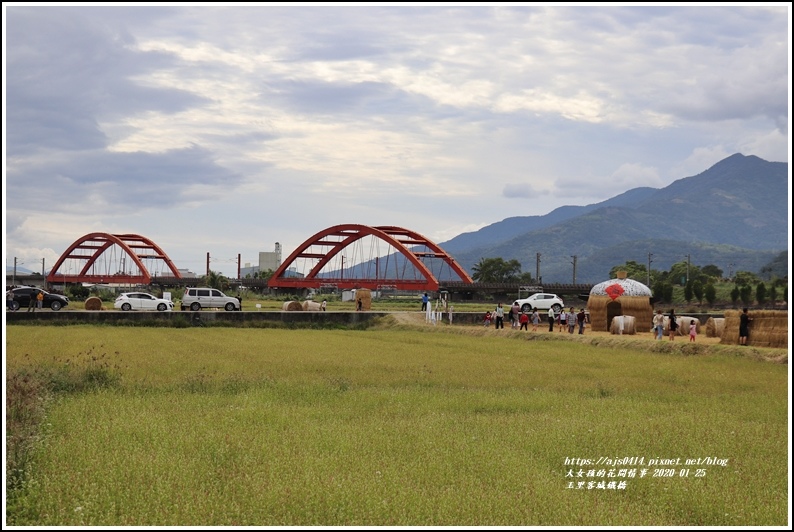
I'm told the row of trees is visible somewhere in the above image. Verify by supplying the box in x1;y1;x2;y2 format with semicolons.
610;260;787;306
469;257;788;306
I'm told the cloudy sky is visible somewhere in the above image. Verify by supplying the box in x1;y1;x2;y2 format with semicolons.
3;4;790;278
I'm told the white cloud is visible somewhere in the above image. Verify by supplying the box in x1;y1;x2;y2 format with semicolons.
3;4;789;278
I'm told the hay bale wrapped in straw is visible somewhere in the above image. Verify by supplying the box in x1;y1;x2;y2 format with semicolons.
85;297;103;311
719;309;788;348
302;300;322;311
355;288;372;310
282;301;303;311
609;315;636;335
705;317;724;338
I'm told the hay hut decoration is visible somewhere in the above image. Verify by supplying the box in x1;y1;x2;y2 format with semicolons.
587;271;653;333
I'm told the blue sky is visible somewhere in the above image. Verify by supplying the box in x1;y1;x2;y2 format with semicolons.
3;3;791;278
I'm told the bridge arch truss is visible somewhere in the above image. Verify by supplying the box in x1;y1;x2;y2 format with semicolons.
268;224;473;292
46;233;182;286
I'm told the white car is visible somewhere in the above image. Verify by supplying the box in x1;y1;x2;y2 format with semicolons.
180;287;241;311
115;292;174;312
513;293;564;314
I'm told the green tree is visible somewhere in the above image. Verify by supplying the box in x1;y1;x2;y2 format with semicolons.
204;270;230;291
684;280;693;303
68;285;90;300
692;279;704;304
755;282;767;306
668;261;690;286
768;284;777;306
471;258;522;283
700;264;723;280
739;285;753;306
734;271;760;286
704;283;716;306
730;286;740;307
652;281;673;304
517;271;535;284
609;261;647;281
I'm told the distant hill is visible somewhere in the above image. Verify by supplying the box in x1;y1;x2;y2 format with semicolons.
439;154;788;283
441;187;658;253
6;265;35;275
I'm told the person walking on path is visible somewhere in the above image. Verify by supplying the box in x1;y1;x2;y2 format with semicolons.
27;290;38;312
519;311;529;331
653;310;665;340
567;307;576;334
739;308;752;345
558;308;567;332
547;307;556;332
421;293;429;312
36;290;44;310
668;309;678;341
577;308;586;334
531;309;540;331
494;303;505;330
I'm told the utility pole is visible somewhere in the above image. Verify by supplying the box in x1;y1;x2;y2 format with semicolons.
206;252;210;277
237;254;241;280
570;255;577;285
647;252;653;287
42;258;46;276
536;253;541;285
13;257;17;287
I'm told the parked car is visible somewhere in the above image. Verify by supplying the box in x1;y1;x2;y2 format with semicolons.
180;287;241;311
513;293;564;314
114;292;174;312
7;287;69;311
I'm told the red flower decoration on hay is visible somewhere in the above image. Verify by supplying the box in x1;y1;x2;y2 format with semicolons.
605;283;625;301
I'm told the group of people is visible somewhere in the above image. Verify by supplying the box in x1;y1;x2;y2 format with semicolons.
5;289;44;312
652;308;697;342
653;307;753;344
484;304;587;334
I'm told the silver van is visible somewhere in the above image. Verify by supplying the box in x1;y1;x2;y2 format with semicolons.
181;287;241;311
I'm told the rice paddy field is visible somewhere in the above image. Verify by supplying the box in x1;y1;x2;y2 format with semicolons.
4;320;790;526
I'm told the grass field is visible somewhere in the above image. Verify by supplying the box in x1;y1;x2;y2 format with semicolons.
4;321;790;526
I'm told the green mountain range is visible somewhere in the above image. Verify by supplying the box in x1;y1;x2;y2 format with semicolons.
439;154;788;284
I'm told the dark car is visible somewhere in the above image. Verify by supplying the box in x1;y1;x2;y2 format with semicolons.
7;287;69;311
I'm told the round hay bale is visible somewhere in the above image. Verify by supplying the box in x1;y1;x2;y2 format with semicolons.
705;317;724;338
282;301;303;311
609;315;636;335
677;317;700;336
84;297;103;311
302;300;322;311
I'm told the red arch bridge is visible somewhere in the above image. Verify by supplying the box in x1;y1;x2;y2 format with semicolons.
43;226;474;292
267;224;473;291
41;227;597;298
46;232;183;286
